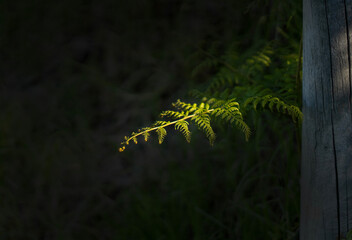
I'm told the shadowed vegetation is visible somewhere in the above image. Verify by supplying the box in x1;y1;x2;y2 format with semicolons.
1;0;301;239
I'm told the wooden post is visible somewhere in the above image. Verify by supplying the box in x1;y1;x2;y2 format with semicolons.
301;0;352;239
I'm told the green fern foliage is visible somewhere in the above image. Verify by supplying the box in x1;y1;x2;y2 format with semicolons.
190;39;302;124
191;109;216;146
119;98;250;152
156;127;167;144
244;94;302;123
208;98;250;141
175;121;191;143
119;35;302;152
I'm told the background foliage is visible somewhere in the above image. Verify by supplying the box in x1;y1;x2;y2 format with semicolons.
0;0;301;239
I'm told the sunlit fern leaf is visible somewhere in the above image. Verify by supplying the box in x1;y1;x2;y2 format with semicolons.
208;98;250;141
191;111;216;145
224;99;240;111
142;131;150;142
153;121;169;127
156;127;167;144
160;110;185;119
119;42;302;152
173;100;198;113
175;120;191;143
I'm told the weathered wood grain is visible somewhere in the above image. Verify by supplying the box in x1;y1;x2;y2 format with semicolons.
301;0;352;239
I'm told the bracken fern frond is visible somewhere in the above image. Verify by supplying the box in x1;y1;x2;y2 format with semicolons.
119;37;301;152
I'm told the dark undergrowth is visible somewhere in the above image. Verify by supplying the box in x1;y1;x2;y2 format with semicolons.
0;0;301;239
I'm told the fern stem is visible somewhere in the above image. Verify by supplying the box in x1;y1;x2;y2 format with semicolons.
125;109;215;143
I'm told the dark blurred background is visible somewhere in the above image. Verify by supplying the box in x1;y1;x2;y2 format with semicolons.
0;0;301;239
